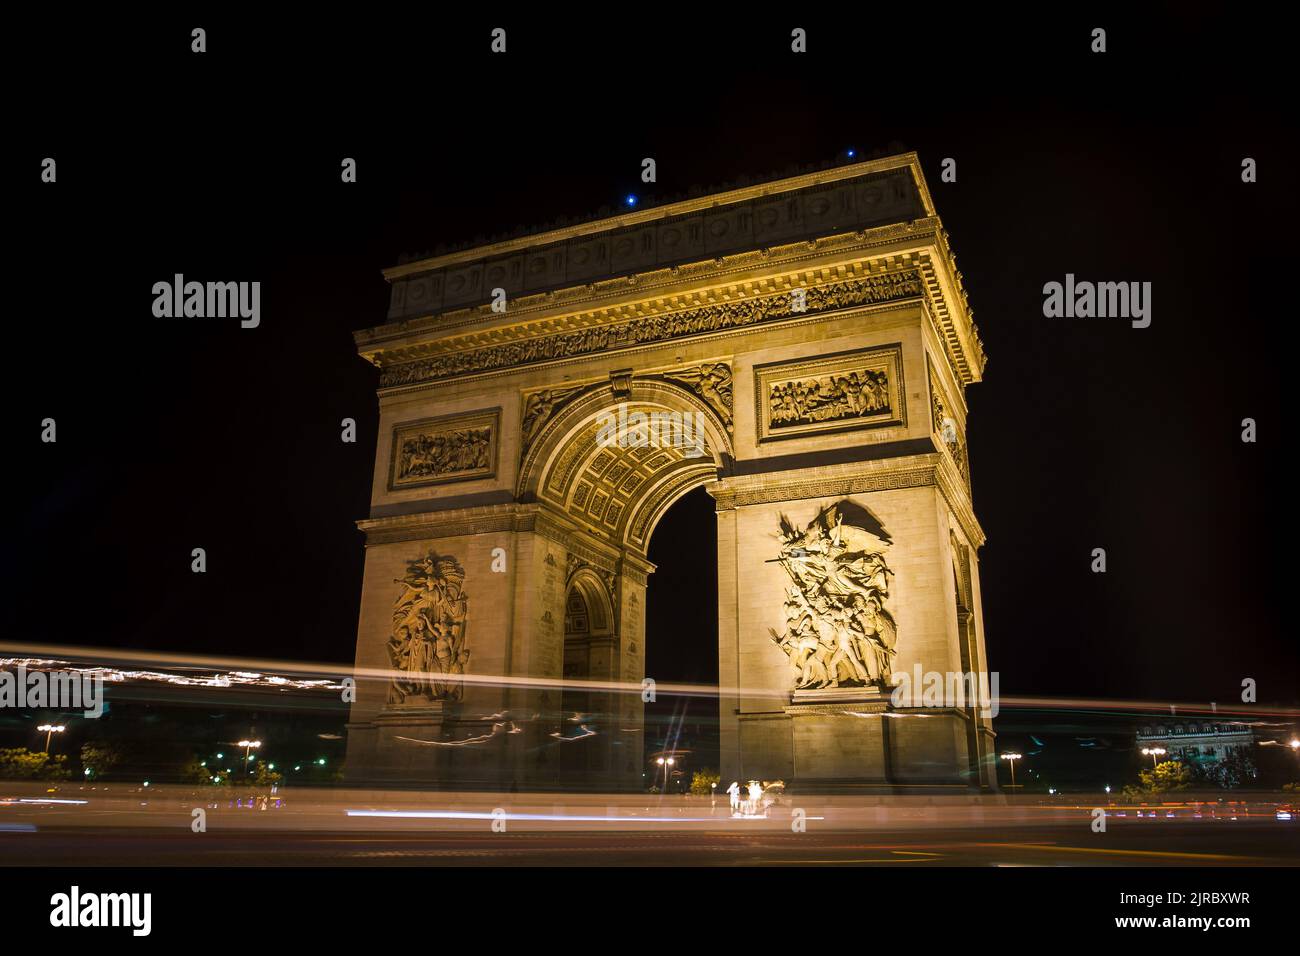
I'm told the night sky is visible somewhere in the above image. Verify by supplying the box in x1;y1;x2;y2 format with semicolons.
8;11;1293;710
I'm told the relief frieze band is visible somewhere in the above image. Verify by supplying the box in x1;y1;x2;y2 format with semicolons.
377;270;922;389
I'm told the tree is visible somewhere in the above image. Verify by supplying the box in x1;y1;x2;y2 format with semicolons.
1135;759;1193;794
0;748;71;780
690;768;721;796
181;757;222;786
250;763;283;788
80;742;125;781
1191;749;1258;790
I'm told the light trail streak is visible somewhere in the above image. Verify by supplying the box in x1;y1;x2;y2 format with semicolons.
345;809;826;823
0;656;346;693
4;640;1298;718
0;798;88;806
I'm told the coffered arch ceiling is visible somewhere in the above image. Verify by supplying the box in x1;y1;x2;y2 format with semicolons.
519;379;732;554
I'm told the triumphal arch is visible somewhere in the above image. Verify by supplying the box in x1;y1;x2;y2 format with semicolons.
345;152;995;791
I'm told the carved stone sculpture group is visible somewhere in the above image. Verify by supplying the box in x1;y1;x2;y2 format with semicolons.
387;552;471;703
769;369;890;428
397;427;492;481
769;500;898;692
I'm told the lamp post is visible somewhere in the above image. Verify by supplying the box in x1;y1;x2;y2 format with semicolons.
37;724;66;754
655;756;674;792
238;739;262;772
1141;746;1166;770
1000;752;1022;798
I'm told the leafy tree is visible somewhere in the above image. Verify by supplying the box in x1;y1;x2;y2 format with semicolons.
250;763;283;788
690;768;721;796
1136;759;1193;794
1191;749;1257;790
80;742;125;781
0;748;71;780
181;757;224;786
1120;784;1146;803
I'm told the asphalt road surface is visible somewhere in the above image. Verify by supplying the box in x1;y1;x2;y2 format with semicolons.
4;783;1297;866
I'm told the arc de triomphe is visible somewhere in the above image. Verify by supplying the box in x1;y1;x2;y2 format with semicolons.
344;152;995;792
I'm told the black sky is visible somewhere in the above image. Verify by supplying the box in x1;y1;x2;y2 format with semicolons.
7;9;1293;708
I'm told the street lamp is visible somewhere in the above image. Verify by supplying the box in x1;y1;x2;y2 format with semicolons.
37;724;66;754
238;739;262;771
1141;746;1166;770
1000;752;1022;797
655;756;674;791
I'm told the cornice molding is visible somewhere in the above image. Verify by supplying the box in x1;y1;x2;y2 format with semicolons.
373;269;924;391
561;527;623;576
617;552;656;587
708;453;938;509
359;218;944;351
357;502;526;546
357;501;577;547
361;224;983;397
708;452;984;550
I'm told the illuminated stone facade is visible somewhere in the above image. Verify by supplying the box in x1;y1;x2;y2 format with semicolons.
345;152;996;791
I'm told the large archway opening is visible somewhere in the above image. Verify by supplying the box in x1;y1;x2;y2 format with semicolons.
516;374;733;792
643;485;719;793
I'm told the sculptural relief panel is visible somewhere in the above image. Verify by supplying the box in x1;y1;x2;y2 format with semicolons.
754;345;905;442
928;359;970;486
388;408;500;490
768;500;899;694
386;550;471;704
